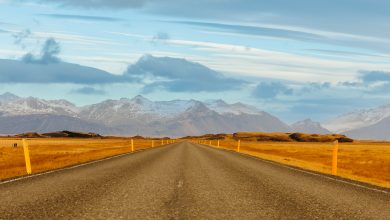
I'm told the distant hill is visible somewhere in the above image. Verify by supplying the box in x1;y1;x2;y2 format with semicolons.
182;132;353;143
290;119;330;134
42;131;102;138
12;131;102;138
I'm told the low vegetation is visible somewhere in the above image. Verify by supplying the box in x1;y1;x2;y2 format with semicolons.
184;132;353;143
193;138;390;188
1;131;388;188
0;137;165;180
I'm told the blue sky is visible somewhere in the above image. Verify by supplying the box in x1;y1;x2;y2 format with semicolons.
0;0;390;123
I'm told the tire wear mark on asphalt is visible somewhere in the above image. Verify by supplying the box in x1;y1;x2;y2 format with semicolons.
0;142;389;219
164;144;187;219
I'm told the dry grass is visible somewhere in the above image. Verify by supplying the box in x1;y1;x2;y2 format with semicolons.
0;138;169;180
2;137;389;188
201;139;390;188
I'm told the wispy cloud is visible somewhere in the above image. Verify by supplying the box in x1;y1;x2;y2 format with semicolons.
0;28;10;33
12;29;32;49
39;13;125;22
305;49;389;59
96;31;390;83
169;20;326;42
33;31;123;46
72;86;106;95
21;0;146;9
165;38;390;82
174;20;390;48
151;32;170;45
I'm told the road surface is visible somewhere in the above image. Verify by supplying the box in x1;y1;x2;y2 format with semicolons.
1;142;389;219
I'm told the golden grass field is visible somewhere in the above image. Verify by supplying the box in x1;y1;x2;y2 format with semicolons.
1;137;389;188
199;139;390;188
0;138;170;180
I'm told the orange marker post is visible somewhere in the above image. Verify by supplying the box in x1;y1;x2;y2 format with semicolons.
237;140;241;152
332;140;339;175
131;139;134;152
22;139;32;175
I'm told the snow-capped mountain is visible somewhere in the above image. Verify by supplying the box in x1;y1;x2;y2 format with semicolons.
0;93;290;136
204;99;263;115
345;116;390;140
1;92;388;139
323;104;390;133
0;94;79;117
79;96;201;125
0;92;20;103
290;119;330;134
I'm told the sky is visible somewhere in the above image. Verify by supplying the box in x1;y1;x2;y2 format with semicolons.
0;0;390;123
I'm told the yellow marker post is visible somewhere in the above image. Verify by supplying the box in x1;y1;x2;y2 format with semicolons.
332;140;339;175
237;140;241;152
131;139;134;152
217;140;220;148
152;140;154;148
22;139;32;175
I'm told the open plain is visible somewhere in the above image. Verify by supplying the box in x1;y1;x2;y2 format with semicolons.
0;142;389;219
203;139;390;188
1;136;390;188
0;138;160;180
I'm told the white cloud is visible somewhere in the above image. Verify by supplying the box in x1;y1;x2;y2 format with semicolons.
166;39;390;82
33;31;123;46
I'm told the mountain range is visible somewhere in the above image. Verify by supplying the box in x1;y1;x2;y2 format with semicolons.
0;92;388;140
0;93;290;136
322;104;390;140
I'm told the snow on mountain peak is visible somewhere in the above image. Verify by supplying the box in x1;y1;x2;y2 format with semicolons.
0;92;20;103
323;104;390;132
205;100;263;115
130;95;151;103
0;96;79;116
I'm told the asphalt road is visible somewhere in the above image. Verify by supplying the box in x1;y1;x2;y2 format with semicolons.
1;142;389;219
